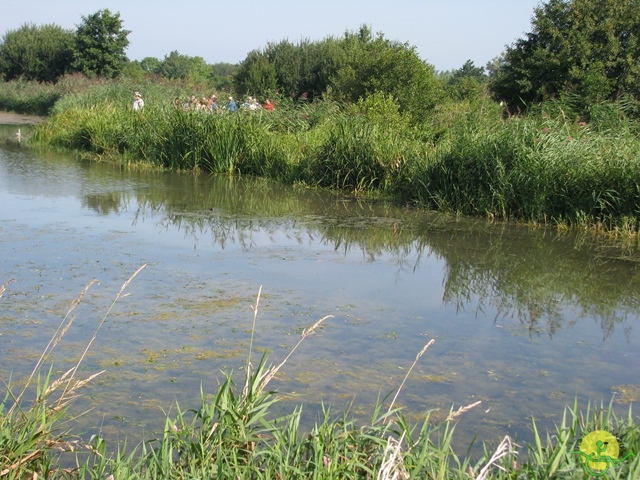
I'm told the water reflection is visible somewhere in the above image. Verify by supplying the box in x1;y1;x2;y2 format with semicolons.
73;170;640;341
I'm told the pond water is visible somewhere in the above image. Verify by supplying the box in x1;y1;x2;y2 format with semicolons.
1;123;639;455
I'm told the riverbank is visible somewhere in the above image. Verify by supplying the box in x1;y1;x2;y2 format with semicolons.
36;95;640;238
5;73;640;238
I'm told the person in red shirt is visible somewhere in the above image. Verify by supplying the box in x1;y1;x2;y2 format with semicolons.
263;98;274;111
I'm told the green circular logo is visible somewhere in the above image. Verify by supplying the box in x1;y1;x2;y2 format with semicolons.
579;430;620;473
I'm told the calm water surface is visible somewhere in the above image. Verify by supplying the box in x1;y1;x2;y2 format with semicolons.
1;124;639;453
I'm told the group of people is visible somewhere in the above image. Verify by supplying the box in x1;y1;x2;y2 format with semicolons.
170;94;274;113
133;91;275;113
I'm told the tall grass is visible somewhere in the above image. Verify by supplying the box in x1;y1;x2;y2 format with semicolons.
14;75;640;235
401;111;640;232
0;79;60;116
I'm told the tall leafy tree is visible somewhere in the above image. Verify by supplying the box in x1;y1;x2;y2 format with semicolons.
140;56;161;74
73;9;130;78
331;26;444;125
233;49;278;97
491;0;640;112
158;51;210;86
446;60;488;101
0;23;74;82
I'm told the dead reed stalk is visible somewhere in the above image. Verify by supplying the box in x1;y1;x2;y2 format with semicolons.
377;433;409;480
387;339;435;414
0;278;16;298
474;435;518;480
257;314;333;392
446;400;482;422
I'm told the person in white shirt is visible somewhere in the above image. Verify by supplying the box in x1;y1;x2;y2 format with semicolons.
133;92;144;111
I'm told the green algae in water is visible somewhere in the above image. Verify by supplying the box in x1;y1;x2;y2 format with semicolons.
612;384;640;403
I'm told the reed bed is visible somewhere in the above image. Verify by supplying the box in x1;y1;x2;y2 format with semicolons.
401;113;640;233
2;272;640;478
14;75;640;235
0;79;61;116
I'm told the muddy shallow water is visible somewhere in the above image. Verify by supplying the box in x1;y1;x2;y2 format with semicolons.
1;123;639;454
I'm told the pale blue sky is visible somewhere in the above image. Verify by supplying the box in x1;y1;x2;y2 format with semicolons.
1;0;542;72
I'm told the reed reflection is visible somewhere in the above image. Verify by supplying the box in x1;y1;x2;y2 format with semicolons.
80;173;640;340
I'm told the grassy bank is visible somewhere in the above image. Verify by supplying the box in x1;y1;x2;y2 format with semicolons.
5;76;640;236
2;273;639;479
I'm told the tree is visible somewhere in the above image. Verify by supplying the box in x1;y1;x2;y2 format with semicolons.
485;54;505;81
234;35;348;101
234;39;339;100
140;56;161;74
491;0;640;113
209;62;238;90
0;23;74;82
120;60;146;81
158;51;210;85
445;60;488;101
331;26;444;125
232;24;444;118
233;50;278;97
73;9;130;78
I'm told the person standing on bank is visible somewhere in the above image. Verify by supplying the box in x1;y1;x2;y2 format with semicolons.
133;92;144;111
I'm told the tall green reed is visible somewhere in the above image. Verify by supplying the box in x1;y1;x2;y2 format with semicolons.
0;79;61;116
404;110;640;233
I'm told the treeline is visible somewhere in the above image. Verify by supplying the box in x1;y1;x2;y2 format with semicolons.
0;10;128;82
0;9;237;91
3;0;640;120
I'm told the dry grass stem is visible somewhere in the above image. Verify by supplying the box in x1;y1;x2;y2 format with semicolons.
301;316;330;339
51;370;105;410
243;286;262;401
0;278;16;298
474;435;518;480
446;400;482;422
43;367;75;397
377;434;409;480
9;279;100;414
0;449;42;477
116;264;146;296
388;339;435;414
57;265;146;406
245;286;263;374
258;314;333;392
68;279;99;312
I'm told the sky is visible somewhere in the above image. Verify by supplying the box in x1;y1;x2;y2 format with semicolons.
1;0;543;72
